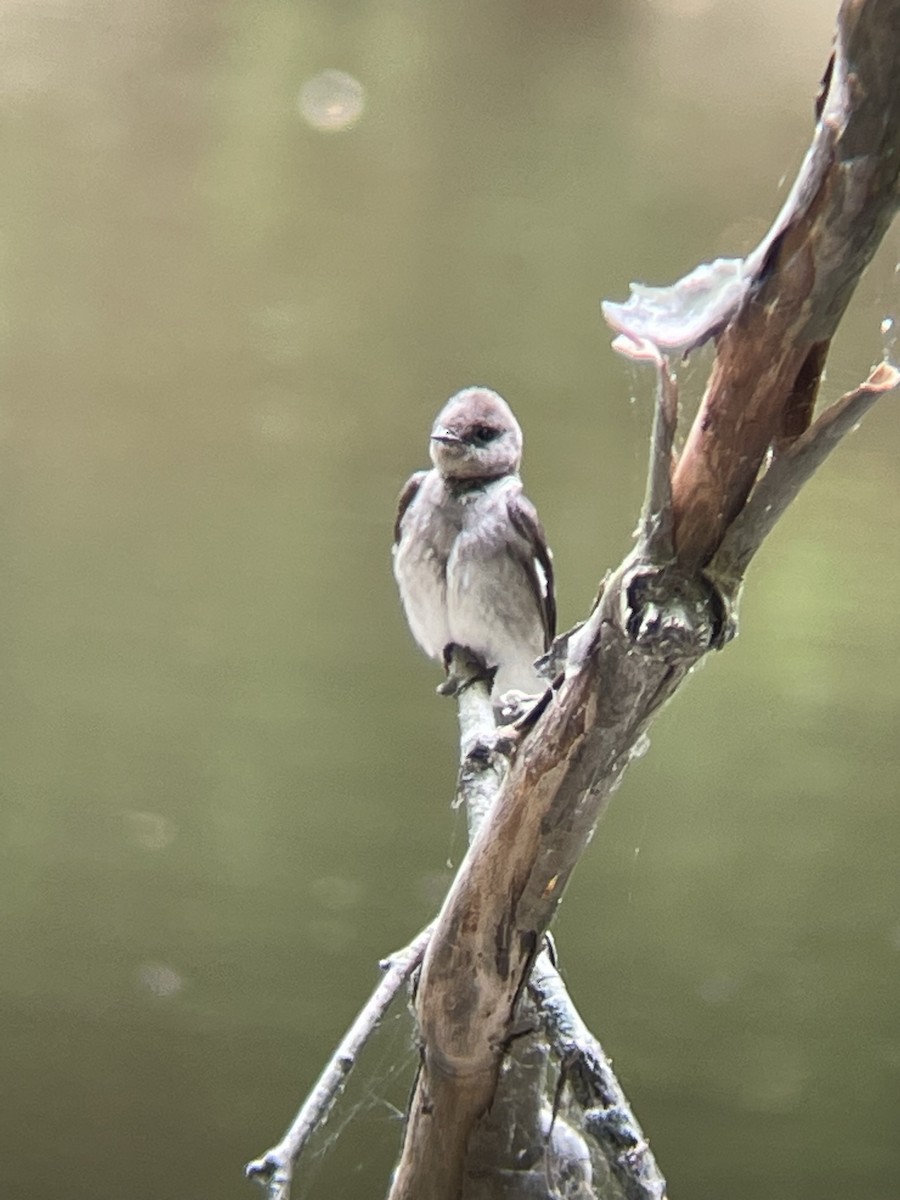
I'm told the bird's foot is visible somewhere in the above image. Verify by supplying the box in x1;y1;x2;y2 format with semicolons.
437;643;497;697
496;687;560;728
496;682;557;733
495;689;540;722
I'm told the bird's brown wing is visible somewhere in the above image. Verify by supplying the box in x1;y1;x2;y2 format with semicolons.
393;470;428;545
507;490;556;649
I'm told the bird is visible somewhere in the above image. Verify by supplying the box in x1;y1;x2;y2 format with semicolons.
392;386;555;699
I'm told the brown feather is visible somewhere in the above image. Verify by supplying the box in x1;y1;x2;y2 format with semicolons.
507;491;556;648
393;471;427;545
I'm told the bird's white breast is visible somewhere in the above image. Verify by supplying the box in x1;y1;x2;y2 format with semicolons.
394;472;546;695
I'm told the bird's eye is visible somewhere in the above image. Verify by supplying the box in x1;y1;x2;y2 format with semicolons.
470;424;500;444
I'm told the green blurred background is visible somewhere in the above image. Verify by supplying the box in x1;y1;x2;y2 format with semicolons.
2;1;898;1197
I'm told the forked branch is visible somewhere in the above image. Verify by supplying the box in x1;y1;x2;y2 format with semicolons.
388;1;899;1196
247;1;898;1196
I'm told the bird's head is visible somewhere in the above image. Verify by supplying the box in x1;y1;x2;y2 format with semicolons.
428;387;523;481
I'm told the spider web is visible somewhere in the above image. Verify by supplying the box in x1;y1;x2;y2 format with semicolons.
286;993;640;1200
289;992;418;1200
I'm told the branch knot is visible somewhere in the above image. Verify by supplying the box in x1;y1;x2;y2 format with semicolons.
622;563;728;662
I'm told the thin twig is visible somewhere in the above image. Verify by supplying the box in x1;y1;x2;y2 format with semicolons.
245;653;504;1199
446;646;507;840
610;336;679;562
530;954;667;1200
245;924;432;1197
711;361;900;584
639;348;680;563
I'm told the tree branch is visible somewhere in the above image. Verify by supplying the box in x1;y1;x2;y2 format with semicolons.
670;0;900;569
446;650;668;1199
529;957;666;1200
711;360;900;586
245;925;432;1199
248;647;665;1199
388;2;900;1195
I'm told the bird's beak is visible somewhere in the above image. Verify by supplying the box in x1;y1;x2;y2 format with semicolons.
430;427;463;445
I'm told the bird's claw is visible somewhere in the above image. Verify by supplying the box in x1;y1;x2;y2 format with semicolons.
496;689;539;722
497;682;557;733
438;643;497;697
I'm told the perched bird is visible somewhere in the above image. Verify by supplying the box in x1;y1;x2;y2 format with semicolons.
393;386;555;698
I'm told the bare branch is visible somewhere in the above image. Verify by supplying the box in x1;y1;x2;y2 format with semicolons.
245;924;431;1198
712;361;900;584
529;955;667;1200
668;0;900;569
446;646;511;839
248;5;898;1198
447;652;668;1199
612;338;680;563
389;572;693;1200
389;2;900;1195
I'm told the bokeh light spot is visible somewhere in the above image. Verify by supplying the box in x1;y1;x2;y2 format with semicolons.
298;69;366;132
135;963;184;999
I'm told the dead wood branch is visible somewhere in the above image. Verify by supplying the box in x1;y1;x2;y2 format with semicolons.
671;0;900;570
246;2;898;1196
388;2;899;1196
248;651;663;1199
245;925;432;1199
